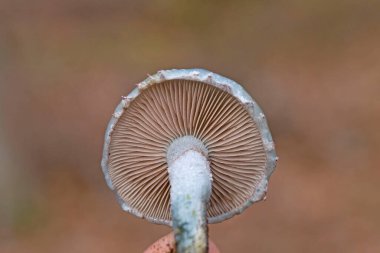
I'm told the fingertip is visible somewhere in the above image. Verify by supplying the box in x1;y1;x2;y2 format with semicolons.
144;233;220;253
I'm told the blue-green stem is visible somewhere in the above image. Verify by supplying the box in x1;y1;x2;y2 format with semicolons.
167;137;211;253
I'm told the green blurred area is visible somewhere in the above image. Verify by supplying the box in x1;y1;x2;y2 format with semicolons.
1;0;380;252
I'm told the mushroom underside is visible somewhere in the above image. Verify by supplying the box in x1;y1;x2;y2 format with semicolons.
108;79;267;222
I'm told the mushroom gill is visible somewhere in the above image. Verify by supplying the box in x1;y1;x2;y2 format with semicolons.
108;79;267;222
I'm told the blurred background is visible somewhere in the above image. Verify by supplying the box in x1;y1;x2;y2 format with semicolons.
1;0;380;252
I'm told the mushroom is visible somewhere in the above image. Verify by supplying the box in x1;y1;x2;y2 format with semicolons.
101;69;277;253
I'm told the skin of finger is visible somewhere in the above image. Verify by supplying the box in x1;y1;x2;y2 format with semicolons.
144;232;220;253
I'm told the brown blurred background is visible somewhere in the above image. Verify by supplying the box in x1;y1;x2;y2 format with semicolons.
1;0;380;252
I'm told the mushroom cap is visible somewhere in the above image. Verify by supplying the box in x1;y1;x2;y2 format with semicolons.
101;69;277;225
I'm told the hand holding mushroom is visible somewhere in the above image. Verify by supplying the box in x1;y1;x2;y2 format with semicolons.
101;69;277;253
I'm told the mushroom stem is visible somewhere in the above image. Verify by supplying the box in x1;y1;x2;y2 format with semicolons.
167;137;211;253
